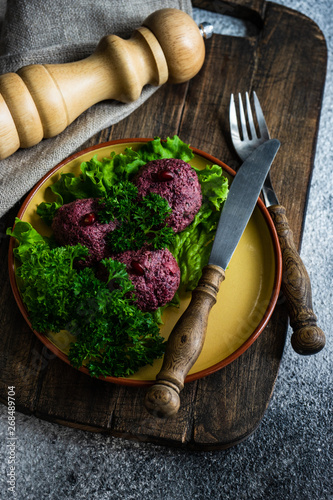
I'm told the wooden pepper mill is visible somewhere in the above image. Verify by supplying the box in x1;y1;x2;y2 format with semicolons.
0;8;208;160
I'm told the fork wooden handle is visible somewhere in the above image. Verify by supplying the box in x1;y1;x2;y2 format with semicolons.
145;265;225;418
268;205;326;355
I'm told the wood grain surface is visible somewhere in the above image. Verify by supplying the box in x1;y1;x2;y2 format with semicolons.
0;0;327;449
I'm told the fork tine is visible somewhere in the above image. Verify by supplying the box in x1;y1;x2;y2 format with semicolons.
245;92;257;139
253;91;270;140
230;91;272;163
229;93;241;144
238;93;248;141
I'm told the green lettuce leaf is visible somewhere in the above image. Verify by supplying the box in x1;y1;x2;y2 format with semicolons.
194;164;229;210
138;135;194;162
6;218;48;261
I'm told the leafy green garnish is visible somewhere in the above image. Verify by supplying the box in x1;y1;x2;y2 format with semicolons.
8;136;230;378
194;164;229;210
98;181;175;252
137;135;194;162
37;136;193;224
68;258;165;378
7;221;165;378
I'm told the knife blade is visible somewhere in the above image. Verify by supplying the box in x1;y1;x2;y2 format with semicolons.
145;139;280;418
209;139;279;270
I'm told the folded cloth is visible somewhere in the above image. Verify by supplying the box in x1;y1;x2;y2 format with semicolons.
0;0;192;217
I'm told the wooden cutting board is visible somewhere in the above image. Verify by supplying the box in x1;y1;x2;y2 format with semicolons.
0;0;326;449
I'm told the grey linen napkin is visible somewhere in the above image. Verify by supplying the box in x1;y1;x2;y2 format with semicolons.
0;0;192;217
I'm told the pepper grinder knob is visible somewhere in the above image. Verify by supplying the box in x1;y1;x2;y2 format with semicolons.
0;8;207;160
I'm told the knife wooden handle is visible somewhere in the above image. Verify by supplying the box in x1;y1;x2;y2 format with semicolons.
144;264;225;418
268;205;326;355
0;8;205;160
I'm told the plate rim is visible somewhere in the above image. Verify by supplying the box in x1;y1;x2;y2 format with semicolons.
8;138;282;386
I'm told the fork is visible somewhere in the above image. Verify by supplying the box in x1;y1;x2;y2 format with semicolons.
229;91;325;355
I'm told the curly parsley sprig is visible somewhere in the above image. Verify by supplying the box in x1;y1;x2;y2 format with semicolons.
98;181;175;252
7;220;165;378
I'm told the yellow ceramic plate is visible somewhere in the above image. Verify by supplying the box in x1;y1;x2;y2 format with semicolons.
8;139;282;386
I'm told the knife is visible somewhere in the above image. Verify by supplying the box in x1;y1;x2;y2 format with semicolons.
145;139;281;418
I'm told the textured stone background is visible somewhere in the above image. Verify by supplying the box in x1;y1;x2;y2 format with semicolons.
0;1;332;499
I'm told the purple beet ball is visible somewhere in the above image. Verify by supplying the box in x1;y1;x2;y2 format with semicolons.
134;158;202;232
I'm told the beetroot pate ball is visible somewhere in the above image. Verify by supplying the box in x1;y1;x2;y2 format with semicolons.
113;247;180;312
134;158;202;233
52;198;116;267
